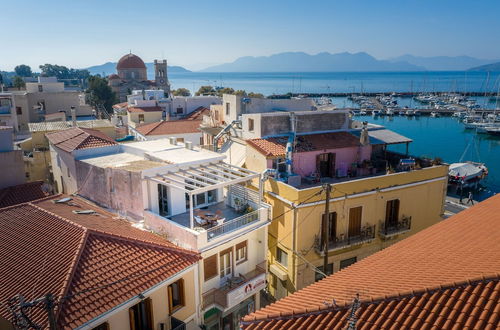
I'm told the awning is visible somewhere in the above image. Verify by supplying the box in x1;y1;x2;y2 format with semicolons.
367;128;412;145
199;126;223;136
148;161;259;195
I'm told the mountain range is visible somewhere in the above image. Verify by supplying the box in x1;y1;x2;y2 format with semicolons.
84;62;190;77
201;52;500;72
468;62;500;72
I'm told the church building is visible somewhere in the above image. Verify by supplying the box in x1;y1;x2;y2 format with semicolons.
108;53;170;102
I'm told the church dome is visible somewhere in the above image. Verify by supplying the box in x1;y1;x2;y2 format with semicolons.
117;53;146;70
108;74;120;80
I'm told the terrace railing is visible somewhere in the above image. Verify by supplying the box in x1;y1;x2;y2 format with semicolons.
379;216;412;239
206;209;261;241
315;224;376;253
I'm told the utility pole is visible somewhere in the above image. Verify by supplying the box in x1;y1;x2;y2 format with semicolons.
322;183;332;274
45;294;57;330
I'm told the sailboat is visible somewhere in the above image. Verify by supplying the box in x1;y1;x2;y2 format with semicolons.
448;138;488;189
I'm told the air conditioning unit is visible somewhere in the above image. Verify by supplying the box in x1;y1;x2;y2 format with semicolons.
185;141;193;150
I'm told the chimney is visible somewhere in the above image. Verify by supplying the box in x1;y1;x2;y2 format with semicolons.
360;121;370;146
70;107;76;127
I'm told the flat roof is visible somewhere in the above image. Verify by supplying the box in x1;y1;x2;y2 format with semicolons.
80;152;164;171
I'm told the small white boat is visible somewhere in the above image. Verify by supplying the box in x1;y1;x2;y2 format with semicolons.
430;111;439;117
372;110;380;117
413;110;421;116
448;162;488;188
386;108;394;116
405;109;414;116
486;127;500;136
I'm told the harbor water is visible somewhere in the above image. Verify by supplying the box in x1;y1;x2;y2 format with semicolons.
357;115;499;200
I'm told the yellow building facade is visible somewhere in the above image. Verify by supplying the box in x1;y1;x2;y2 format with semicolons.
261;165;448;298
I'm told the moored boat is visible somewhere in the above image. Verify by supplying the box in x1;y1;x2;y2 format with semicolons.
448;162;488;188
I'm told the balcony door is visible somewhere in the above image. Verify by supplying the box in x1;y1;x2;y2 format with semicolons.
348;206;362;238
158;184;169;216
320;212;337;248
385;199;400;228
317;153;336;178
220;248;233;282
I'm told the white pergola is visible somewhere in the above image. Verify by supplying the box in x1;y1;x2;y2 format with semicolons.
147;162;262;228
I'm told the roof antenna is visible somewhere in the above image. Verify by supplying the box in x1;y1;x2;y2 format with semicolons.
345;293;361;330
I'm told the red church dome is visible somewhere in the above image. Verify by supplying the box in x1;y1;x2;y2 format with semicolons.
108;74;120;80
116;53;146;70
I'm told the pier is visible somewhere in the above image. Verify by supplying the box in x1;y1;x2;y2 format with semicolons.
269;91;499;98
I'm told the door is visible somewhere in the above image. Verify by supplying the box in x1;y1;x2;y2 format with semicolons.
385;199;400;228
348;206;362;238
158;184;169;216
316;153;336;178
220;249;233;282
321;212;337;248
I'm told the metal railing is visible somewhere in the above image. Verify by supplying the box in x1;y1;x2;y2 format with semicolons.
206;209;261;241
379;216;412;238
170;317;186;330
202;261;267;310
315;224;376;252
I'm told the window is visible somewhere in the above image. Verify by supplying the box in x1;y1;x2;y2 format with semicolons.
67;167;70;178
204;254;218;281
272;158;286;173
320;212;337;248
168;279;185;313
225;102;230;115
340;257;357;270
177;137;185;143
138;114;145;122
158;184;169;216
235;241;247;264
92;322;109;330
385;199;400;227
176;107;183;114
248;118;254;132
16;107;22;115
348;206;362;238
315;263;333;282
277;247;288;267
129;298;153;330
220;248;233;280
38;85;43;92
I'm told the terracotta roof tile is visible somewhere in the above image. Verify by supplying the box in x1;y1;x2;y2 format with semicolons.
0;195;199;329
247;132;361;157
112;102;128;109
46;127;117;153
0;181;50;208
136;119;202;136
242;194;500;329
127;106;163;113
183;106;210;120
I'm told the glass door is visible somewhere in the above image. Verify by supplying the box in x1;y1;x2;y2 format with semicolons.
220;250;233;282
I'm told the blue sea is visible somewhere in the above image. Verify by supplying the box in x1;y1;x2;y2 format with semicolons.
168;71;500;199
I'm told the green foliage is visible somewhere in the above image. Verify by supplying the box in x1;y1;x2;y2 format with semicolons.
86;75;116;112
0;73;3;85
234;90;247;96
195;85;216;96
216;87;235;96
14;64;32;77
39;64;90;80
248;92;264;98
172;88;191;96
12;76;25;90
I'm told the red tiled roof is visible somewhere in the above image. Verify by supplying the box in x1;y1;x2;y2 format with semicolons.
112;102;128;109
243;194;500;329
108;74;120;80
46;127;117;153
247;132;361;157
127;106;163;113
0;195;199;329
116;53;146;70
183;106;210;120
136;119;202;136
0;181;50;208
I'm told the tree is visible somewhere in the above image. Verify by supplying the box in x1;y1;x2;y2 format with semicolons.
248;92;264;98
234;90;247;96
14;65;32;77
86;75;116;112
39;64;89;80
12;76;25;90
195;85;216;96
172;88;191;96
216;87;235;97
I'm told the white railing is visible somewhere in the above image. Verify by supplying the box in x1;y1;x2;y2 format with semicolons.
206;209;261;241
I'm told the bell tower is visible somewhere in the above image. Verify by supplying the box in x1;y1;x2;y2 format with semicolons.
154;59;170;97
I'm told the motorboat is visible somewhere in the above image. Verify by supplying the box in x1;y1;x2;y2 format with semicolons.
430;111;439;117
486;127;500;136
448;162;488;188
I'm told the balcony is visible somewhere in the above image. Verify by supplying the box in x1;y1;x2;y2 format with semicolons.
315;224;376;253
0;105;12;115
379;216;412;239
202;261;266;311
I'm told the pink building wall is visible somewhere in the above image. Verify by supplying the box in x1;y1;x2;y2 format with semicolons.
291;145;373;177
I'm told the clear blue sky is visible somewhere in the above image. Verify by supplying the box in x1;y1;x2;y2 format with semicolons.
1;0;499;71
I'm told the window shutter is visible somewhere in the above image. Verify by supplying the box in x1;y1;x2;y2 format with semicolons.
145;298;154;329
129;308;136;330
236;241;247;250
204;254;218;281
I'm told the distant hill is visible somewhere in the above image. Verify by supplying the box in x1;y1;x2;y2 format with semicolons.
389;55;499;71
468;61;500;72
85;62;190;77
201;52;424;72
